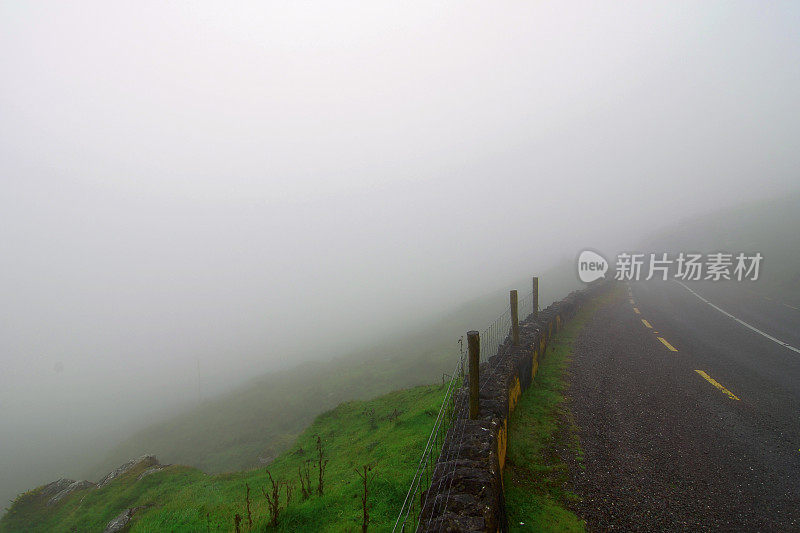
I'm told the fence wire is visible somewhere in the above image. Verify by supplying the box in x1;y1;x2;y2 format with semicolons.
394;293;532;532
392;345;465;532
519;292;534;321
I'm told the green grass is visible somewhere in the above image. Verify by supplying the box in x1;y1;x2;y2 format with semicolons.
0;384;448;532
503;296;605;533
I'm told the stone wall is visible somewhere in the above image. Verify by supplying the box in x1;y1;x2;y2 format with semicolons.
418;281;607;532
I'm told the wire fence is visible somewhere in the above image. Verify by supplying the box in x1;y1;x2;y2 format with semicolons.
479;306;511;365
393;293;532;532
519;292;535;321
392;349;465;532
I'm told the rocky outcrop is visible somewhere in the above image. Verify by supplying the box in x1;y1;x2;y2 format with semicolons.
39;478;75;499
46;480;96;506
23;454;159;515
136;465;165;480
98;455;159;488
97;456;160;531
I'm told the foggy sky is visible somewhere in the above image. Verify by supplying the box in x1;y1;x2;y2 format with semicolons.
1;1;799;504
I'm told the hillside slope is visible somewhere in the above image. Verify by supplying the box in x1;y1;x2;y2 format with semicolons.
0;384;446;532
90;266;581;480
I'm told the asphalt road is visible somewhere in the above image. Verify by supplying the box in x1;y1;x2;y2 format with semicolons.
568;281;800;531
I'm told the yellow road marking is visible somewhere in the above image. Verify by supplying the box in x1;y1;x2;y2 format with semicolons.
695;370;740;400
629;299;635;304
633;307;640;314
657;337;678;351
642;319;652;328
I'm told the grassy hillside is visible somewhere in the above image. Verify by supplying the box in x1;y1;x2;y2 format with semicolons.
91;266;581;479
642;192;800;305
0;384;447;532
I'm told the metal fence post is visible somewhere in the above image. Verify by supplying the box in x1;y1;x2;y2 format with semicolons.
468;330;480;419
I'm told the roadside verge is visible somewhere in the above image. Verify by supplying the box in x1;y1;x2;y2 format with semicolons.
503;293;611;532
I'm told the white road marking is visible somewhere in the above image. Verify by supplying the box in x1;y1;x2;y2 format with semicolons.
676;281;800;355
744;287;800;313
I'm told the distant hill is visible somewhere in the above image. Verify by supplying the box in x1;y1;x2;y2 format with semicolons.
641;192;800;305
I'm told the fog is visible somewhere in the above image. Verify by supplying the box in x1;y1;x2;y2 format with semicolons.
1;1;799;508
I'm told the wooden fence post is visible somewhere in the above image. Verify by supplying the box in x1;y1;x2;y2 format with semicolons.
467;331;480;419
510;290;519;346
532;276;539;320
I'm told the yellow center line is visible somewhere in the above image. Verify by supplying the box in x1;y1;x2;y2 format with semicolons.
641;319;652;328
633;307;640;314
657;337;678;352
695;370;740;400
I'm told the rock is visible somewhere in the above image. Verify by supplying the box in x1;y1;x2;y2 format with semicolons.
98;455;159;488
103;505;151;533
104;508;132;533
47;480;96;506
39;478;75;498
136;466;164;480
104;509;130;533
